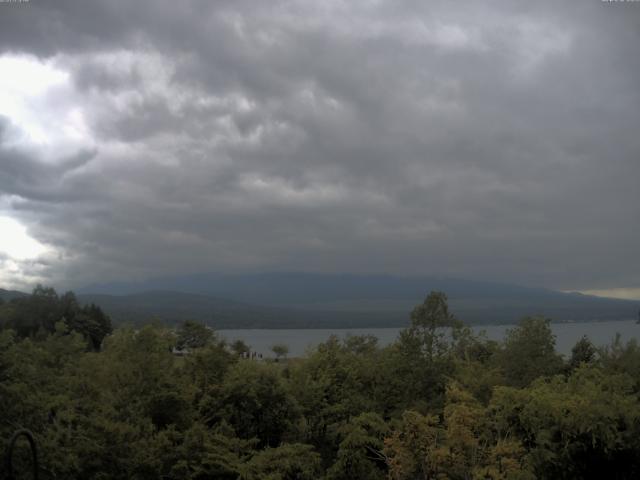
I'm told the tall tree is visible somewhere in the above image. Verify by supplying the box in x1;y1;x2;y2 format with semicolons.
497;316;563;387
176;320;214;350
404;291;462;360
272;343;289;360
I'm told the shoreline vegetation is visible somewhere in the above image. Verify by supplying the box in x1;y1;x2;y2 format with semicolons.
216;319;640;360
2;287;640;478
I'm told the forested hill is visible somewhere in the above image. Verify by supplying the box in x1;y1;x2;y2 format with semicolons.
4;295;640;478
3;276;637;328
76;273;639;327
75;291;402;329
81;272;581;303
0;288;28;302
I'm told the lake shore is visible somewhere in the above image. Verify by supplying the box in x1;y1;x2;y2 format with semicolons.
219;319;639;358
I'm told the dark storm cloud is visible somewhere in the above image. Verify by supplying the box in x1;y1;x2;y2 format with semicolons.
0;0;638;291
0;117;98;203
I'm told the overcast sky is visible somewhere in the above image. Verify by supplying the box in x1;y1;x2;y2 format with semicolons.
0;0;638;297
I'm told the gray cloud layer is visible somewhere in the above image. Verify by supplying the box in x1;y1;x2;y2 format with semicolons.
0;0;638;291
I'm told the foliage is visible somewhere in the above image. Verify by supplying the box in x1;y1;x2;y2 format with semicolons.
326;412;389;480
405;291;462;360
271;343;289;360
231;339;251;356
490;367;640;479
2;288;640;479
384;383;534;480
568;335;597;371
0;285;112;350
598;335;640;391
496;316;564;387
246;443;322;480
176;320;215;350
388;291;469;411
201;361;300;447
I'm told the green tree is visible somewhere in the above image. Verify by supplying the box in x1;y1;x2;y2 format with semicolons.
326;412;389;480
384;410;443;480
203;361;300;447
66;302;113;350
598;335;640;391
389;291;464;410
288;335;387;458
343;334;378;355
176;320;214;350
404;291;462;361
497;316;563;387
0;287;112;350
453;334;504;405
568;335;597;371
247;443;322;480
272;343;289;360
181;341;236;401
490;367;640;479
150;423;254;479
384;383;534;480
3;284;60;337
231;339;251;356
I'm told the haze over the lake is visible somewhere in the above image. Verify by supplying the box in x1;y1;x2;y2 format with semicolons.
0;1;638;298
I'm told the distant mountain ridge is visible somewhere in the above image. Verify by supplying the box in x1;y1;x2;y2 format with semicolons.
76;290;404;329
0;288;28;302
75;272;639;327
79;272;576;303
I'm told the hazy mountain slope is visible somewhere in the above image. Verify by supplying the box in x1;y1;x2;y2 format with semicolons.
78;291;287;328
79;272;572;303
78;272;639;326
0;288;28;302
77;291;404;329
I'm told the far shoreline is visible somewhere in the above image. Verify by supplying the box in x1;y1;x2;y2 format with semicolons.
215;317;637;331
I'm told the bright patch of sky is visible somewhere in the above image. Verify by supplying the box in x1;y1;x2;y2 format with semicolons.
0;216;48;260
0;54;92;161
579;288;640;302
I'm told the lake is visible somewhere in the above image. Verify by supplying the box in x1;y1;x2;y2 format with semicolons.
219;320;639;358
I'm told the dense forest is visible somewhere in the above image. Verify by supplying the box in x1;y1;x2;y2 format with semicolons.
2;288;640;479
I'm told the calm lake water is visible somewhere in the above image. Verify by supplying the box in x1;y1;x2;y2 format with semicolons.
219;320;639;358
